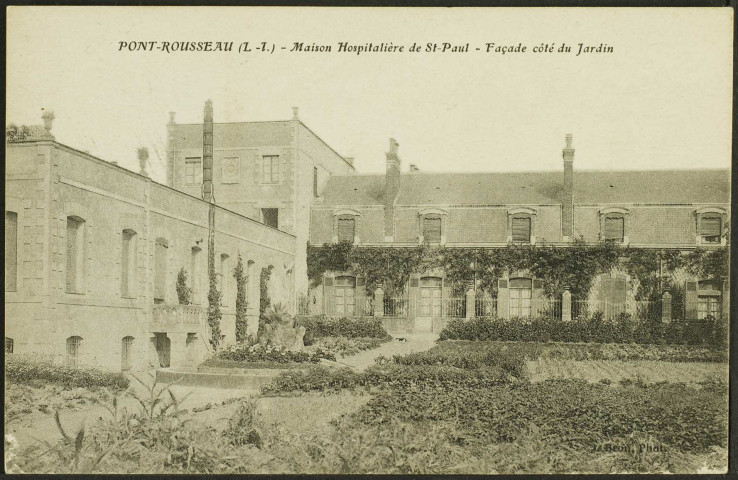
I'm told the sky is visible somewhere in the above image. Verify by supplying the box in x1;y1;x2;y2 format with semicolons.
6;7;733;184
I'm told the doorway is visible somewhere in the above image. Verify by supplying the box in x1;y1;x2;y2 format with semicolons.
154;333;171;368
417;277;442;332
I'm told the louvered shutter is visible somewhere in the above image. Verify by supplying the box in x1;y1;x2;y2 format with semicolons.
512;217;531;242
604;217;624;241
5;212;17;291
685;280;698;320
700;217;721;238
497;278;509;319
337;218;355;243
323;276;334;314
423;217;441;243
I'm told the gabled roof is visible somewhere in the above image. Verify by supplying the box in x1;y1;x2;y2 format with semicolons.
319;169;730;206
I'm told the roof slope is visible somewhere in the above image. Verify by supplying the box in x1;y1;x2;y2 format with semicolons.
319;170;730;206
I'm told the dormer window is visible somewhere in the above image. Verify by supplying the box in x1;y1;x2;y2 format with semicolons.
507;208;537;244
599;207;629;244
332;209;361;244
695;207;727;246
418;209;447;245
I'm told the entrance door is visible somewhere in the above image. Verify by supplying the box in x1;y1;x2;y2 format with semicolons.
154;333;171;368
417;277;442;332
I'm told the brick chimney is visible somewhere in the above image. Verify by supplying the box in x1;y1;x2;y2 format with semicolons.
562;134;574;240
137;147;149;177
384;138;401;241
42;111;55;133
202;100;214;203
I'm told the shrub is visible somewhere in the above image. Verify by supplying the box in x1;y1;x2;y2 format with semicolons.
216;342;336;364
5;355;129;391
297;316;391;345
439;314;729;349
310;336;390;357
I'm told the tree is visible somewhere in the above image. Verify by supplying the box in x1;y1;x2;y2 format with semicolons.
176;268;192;305
207;235;222;350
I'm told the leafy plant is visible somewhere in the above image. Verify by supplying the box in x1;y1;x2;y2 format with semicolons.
207;233;222;350
176;268;192;305
126;372;191;420
233;254;249;343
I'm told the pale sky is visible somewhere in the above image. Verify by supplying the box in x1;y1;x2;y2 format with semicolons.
7;7;733;183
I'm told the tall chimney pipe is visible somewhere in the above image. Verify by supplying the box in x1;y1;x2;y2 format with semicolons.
383;138;401;241
202;100;214;203
562;134;574;240
137;147;149;177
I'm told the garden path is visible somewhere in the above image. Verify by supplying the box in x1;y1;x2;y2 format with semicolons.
337;333;439;371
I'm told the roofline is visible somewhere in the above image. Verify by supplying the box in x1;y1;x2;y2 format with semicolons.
172;118;357;171
324;167;731;178
7;139;297;239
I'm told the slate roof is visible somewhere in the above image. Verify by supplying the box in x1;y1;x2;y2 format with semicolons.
319;170;730;206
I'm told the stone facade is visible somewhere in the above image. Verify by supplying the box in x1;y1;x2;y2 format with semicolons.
6;139;296;371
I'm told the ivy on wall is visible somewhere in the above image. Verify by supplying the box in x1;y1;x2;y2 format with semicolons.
233;254;249;343
207;235;222;350
176;268;192;305
307;241;729;300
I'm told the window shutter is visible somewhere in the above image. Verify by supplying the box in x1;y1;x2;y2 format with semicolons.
323;277;334;314
700;217;721;236
66;220;77;293
685;280;698;320
154;242;167;301
512;217;531;242
5;212;18;291
497;278;509;319
337;218;355;243
422;217;442;243
121;234;129;296
604;217;624;241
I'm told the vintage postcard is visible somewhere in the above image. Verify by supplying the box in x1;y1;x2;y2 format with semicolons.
4;6;732;474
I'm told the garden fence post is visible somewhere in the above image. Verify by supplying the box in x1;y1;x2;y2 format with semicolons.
562;288;572;322
374;287;384;318
466;288;475;319
662;291;672;324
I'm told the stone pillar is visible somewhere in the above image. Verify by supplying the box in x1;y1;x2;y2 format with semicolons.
662;291;672;324
466;288;475;319
562;288;572;322
374;287;384;317
168;332;189;369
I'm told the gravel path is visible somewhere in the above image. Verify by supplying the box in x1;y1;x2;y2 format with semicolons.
337;333;439;371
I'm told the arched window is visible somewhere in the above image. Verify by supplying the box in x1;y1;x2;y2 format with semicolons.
507;208;537;244
333;209;361;244
509;278;532;318
697;279;723;320
694;208;726;246
5;211;18;292
121;336;134;371
418;209;447;245
599;207;629;244
334;276;357;316
66;216;86;294
154;238;169;304
5;337;14;354
191;246;202;304
121;229;137;297
66;336;82;366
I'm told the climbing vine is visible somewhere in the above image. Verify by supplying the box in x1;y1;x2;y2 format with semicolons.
233;254;249;343
207;236;222;350
307;241;729;301
258;267;272;338
176;268;192;305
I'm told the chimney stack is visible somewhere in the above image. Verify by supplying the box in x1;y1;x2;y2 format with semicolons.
562;134;574;240
137;147;149;177
384;138;401;241
41;110;55;133
202;100;214;203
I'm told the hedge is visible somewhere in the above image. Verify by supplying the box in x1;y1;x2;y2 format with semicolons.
296;315;392;345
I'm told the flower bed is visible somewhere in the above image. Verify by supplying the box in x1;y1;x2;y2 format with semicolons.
214;342;336;365
296;315;392;344
5;354;130;390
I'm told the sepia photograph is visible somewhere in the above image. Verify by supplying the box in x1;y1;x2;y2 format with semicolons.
4;6;733;474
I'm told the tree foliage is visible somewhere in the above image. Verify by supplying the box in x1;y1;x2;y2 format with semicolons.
233;254;249;343
207;234;222;350
176;268;192;305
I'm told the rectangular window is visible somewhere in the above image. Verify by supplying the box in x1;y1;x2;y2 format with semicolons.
121;230;136;297
5;212;18;292
154;239;168;303
262;208;279;229
422;217;442;243
337;218;355;243
698;295;721;320
185;158;202;185
700;216;721;244
262;155;280;184
66;217;84;293
334;276;356;316
313;167;319;197
511;217;531;243
603;216;625;242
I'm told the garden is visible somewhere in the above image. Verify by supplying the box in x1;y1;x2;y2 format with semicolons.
6;321;728;473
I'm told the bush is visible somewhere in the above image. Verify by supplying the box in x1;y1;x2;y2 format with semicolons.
297;316;391;345
309;336;390;357
261;362;520;395
439;314;729;348
216;343;336;364
5;355;129;391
